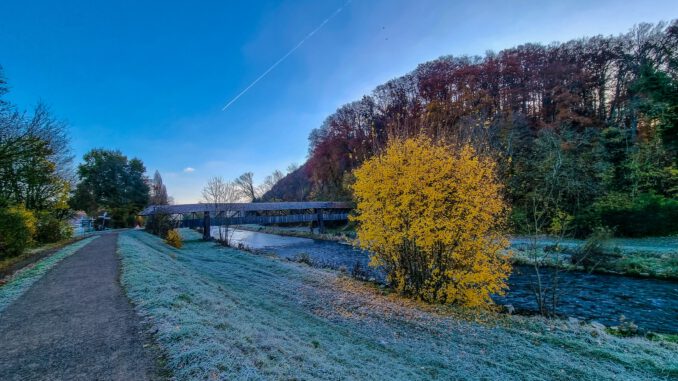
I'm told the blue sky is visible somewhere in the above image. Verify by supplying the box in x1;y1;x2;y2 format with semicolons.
0;0;675;202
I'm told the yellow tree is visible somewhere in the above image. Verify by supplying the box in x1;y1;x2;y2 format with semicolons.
351;136;511;307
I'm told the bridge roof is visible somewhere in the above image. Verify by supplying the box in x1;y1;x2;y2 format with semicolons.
138;201;353;216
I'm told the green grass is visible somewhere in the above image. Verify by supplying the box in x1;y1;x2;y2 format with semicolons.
118;230;677;380
0;235;98;312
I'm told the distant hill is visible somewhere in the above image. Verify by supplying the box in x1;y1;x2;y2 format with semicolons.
263;21;678;236
261;164;313;202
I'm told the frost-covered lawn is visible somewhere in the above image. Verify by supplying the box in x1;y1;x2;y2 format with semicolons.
0;235;98;312
118;230;676;380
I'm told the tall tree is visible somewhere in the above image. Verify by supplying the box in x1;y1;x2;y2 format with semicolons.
71;149;149;227
149;170;169;205
0;69;72;215
234;172;257;202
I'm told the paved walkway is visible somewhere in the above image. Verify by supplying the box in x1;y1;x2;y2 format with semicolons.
0;233;160;380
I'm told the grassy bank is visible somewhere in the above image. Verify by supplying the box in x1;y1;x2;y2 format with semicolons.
0;235;98;312
0;234;95;278
511;237;678;280
118;230;676;380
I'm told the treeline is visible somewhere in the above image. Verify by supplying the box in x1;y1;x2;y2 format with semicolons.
0;68;75;257
0;66;159;260
264;22;678;237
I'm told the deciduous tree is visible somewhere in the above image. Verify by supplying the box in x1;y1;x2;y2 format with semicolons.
234;172;257;202
351;136;511;306
202;176;239;244
71;149;149;227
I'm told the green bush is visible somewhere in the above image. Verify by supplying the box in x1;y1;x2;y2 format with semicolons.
145;212;176;237
35;212;73;244
592;193;678;236
110;207;136;228
0;206;37;259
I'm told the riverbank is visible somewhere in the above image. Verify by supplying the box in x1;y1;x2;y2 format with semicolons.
118;229;676;380
510;236;678;280
234;224;678;280
235;223;355;242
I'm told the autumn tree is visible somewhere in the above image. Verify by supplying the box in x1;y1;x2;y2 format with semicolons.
271;21;678;237
351;136;511;307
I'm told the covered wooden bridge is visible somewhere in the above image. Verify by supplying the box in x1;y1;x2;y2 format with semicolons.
138;201;353;240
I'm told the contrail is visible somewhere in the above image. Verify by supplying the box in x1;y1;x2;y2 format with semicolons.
222;1;351;111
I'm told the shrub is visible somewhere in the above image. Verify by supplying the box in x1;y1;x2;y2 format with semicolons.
35;212;73;244
165;229;183;248
294;252;313;266
351;136;512;307
351;260;368;280
146;211;176;237
0;206;37;259
111;207;139;228
572;227;614;267
593;193;678;236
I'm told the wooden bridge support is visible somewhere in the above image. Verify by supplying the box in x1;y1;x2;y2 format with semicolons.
316;208;325;233
202;211;211;240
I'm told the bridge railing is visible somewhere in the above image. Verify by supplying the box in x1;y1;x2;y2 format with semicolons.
141;201;353;240
180;212;349;229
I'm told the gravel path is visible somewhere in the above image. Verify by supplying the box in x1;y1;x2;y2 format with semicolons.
0;233;161;381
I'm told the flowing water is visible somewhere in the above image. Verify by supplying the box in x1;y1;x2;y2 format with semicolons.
214;228;678;333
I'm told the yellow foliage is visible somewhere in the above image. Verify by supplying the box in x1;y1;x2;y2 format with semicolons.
165;229;183;249
351;136;512;307
0;205;37;258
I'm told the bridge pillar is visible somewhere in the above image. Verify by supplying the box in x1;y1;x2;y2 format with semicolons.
316;208;325;234
203;211;211;240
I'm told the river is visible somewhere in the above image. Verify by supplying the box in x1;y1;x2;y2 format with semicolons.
214;228;678;333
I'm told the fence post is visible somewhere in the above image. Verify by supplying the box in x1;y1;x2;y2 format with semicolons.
203;211;211;240
316;208;325;233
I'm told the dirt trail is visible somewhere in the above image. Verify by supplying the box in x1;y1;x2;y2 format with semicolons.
0;233;160;381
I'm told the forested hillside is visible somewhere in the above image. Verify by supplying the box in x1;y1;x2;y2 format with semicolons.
264;22;678;237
